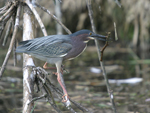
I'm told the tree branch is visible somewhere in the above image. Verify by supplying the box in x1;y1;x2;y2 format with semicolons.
86;0;117;113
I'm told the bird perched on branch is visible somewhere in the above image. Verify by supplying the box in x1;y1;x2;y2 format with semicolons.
16;29;107;106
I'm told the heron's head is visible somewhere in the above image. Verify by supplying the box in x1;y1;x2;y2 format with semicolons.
71;29;106;43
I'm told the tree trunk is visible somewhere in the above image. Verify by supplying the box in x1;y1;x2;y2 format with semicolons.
22;5;35;113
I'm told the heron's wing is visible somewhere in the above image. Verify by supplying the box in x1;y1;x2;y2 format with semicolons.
29;41;72;57
16;35;72;57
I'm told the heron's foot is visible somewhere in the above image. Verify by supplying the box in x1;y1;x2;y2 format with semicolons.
62;94;70;102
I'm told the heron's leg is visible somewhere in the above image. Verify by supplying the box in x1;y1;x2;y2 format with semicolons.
57;72;70;102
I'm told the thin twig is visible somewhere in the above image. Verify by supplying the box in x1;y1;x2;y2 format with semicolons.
100;32;110;61
86;0;117;113
0;3;21;79
0;2;16;21
25;0;48;36
35;3;72;34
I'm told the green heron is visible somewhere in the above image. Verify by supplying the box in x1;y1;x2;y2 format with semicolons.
16;29;106;105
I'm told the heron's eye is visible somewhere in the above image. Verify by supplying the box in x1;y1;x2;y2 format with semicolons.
89;32;92;35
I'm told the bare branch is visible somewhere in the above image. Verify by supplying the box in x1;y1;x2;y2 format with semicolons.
0;3;21;79
25;0;48;36
35;3;72;34
86;0;117;113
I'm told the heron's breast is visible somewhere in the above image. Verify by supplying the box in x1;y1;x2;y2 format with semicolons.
64;43;87;60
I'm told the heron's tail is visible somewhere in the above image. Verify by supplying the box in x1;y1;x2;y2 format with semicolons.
16;40;30;53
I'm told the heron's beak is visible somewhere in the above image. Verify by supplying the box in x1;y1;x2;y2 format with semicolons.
90;33;107;41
